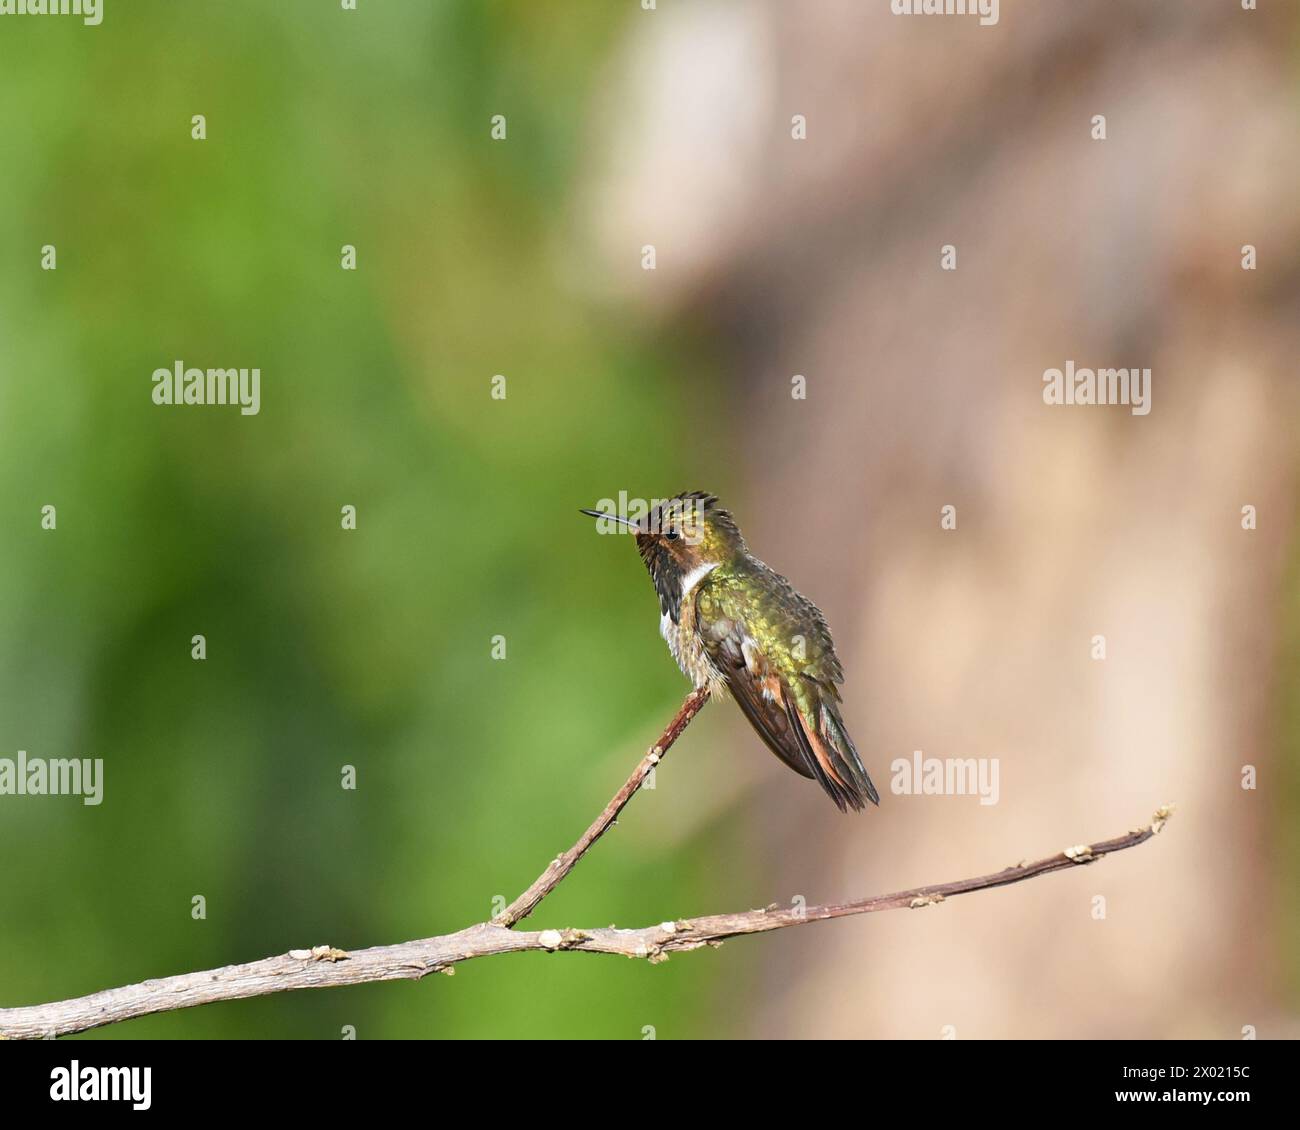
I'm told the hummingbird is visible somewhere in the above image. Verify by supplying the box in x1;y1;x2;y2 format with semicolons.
580;491;879;812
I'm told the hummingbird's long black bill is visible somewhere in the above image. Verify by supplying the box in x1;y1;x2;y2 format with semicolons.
579;508;640;532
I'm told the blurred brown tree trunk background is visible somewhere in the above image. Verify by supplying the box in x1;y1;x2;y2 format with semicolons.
582;0;1299;1037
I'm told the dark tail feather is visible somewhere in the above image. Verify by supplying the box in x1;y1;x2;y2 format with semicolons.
783;695;879;812
820;703;880;808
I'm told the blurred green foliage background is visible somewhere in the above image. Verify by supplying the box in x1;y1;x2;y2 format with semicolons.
0;1;745;1038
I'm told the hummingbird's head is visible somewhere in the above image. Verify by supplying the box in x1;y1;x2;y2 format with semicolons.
580;491;745;623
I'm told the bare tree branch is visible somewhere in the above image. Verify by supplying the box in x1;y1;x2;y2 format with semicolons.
493;687;710;928
0;689;1172;1039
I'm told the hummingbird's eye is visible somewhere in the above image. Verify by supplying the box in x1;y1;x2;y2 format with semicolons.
665;528;679;540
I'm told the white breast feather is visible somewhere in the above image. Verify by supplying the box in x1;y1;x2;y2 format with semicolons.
680;561;718;598
660;566;726;696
